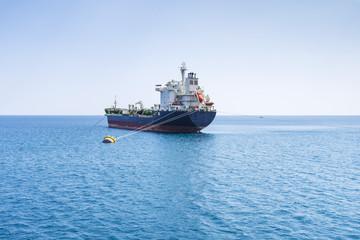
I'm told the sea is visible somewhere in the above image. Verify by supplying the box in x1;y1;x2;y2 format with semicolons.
0;115;359;239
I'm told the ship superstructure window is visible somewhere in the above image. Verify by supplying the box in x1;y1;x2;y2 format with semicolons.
194;80;198;85
190;80;193;85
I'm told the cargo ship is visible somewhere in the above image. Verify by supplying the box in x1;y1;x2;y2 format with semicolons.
104;63;216;133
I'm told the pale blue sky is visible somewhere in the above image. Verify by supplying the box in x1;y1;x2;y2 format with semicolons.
0;0;359;115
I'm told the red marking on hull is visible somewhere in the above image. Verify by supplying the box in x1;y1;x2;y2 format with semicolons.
108;121;204;133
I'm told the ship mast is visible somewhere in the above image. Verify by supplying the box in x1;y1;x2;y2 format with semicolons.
180;62;187;87
113;95;117;108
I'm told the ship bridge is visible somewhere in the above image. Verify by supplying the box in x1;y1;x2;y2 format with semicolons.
155;63;214;111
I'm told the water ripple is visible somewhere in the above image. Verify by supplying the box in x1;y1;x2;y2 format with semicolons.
0;116;360;239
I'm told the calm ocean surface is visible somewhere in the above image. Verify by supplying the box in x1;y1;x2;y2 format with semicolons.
0;115;359;239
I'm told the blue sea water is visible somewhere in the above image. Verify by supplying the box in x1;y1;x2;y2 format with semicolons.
0;115;359;239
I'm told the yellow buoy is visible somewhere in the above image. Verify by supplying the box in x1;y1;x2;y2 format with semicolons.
103;136;116;143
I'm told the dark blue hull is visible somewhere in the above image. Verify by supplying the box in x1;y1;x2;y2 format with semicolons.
106;110;216;133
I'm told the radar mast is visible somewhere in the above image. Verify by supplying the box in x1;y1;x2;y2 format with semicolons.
180;62;187;85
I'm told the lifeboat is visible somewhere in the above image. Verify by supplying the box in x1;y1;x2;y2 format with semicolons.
197;92;204;103
103;136;116;143
205;102;214;106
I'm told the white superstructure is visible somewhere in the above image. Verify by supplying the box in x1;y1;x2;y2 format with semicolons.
155;63;215;111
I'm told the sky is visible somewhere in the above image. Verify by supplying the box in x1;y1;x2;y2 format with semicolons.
0;0;359;115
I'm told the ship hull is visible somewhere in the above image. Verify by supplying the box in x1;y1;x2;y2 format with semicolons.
106;110;216;133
